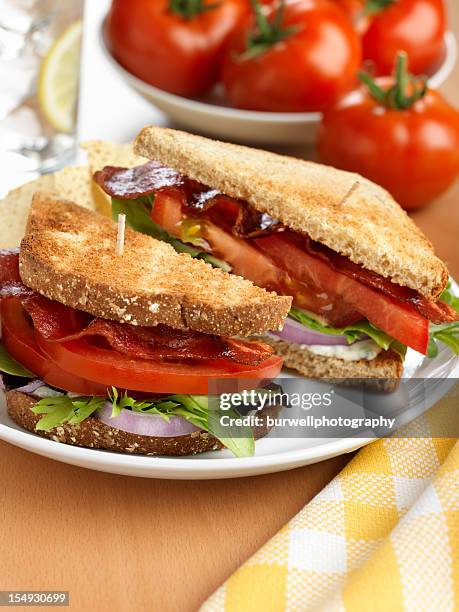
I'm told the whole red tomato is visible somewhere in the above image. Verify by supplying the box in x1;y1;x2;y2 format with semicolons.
362;0;447;76
221;0;361;112
106;0;249;97
318;54;459;210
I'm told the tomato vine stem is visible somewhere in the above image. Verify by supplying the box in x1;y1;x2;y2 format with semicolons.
365;0;396;15
169;0;219;19
358;51;427;109
241;0;298;60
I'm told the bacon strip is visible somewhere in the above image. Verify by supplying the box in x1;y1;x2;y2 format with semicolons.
18;143;459;339
94;162;458;325
0;251;33;300
94;162;282;237
93;161;185;199
233;204;284;238
0;253;273;366
25;299;273;365
0;249;21;286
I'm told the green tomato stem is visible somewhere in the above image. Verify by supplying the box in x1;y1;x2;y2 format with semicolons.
365;0;397;15
169;0;219;19
242;0;298;60
358;51;428;110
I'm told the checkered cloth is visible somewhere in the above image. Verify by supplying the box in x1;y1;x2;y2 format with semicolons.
202;383;459;611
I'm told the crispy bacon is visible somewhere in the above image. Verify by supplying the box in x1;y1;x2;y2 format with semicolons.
94;161;458;324
23;298;273;365
21;293;91;337
93;161;185;199
94;162;283;238
0;251;33;300
233;204;284;238
186;192;283;238
0;282;33;300
0;254;273;366
0;249;21;285
44;319;273;364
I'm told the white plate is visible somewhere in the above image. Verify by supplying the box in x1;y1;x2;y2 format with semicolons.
0;342;457;479
100;28;457;146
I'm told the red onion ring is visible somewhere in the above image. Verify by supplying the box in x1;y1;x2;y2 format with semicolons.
16;380;46;394
274;317;360;346
96;402;201;438
15;380;64;398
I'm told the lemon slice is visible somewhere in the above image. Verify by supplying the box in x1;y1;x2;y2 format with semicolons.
38;20;83;134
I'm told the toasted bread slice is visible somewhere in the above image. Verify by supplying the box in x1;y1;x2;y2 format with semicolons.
6;391;222;455
82;140;147;172
6;391;276;456
19;193;291;336
135;126;448;301
0;166;96;249
263;336;402;391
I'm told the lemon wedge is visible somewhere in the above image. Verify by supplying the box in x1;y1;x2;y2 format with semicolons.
38;20;83;134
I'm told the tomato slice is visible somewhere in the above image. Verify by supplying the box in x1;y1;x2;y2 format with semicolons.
35;333;283;395
149;192;429;352
1;298;109;395
199;223;360;325
151;194;361;325
1;297;282;396
151;189;184;236
255;235;430;354
152;192;288;291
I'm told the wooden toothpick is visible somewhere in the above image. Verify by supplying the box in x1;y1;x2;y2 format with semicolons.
116;213;126;256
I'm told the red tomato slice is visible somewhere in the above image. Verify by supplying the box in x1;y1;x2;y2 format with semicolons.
1;298;109;395
255;235;429;354
35;333;283;395
200;221;285;291
151;189;184;236
153;195;361;325
200;220;360;325
149;192;429;352
151;193;287;292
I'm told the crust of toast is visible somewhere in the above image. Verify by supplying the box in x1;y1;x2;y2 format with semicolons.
262;336;403;392
19;193;291;337
135;126;449;300
6;391;275;457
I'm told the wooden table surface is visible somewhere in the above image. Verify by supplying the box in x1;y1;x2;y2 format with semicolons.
1;6;458;612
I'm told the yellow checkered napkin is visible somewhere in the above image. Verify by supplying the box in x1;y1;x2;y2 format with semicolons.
202;384;459;612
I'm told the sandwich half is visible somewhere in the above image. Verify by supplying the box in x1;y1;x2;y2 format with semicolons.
93;127;459;381
0;193;291;457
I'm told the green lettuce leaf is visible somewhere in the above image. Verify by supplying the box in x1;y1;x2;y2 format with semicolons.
31;396;105;431
389;340;408;361
427;281;459;357
112;197;231;272
440;280;459;312
168;394;255;458
288;307;405;356
32;390;255;458
108;386;156;418
0;343;34;378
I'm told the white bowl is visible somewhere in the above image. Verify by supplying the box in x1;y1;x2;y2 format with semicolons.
100;28;457;146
